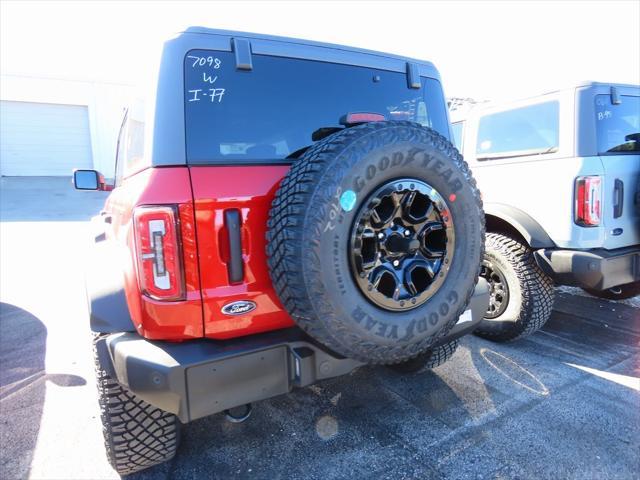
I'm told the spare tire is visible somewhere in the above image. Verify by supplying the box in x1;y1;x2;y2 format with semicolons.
267;121;484;363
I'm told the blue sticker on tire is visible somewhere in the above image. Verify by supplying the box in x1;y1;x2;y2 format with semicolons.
340;190;357;212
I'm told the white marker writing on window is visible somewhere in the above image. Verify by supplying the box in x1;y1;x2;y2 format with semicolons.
209;88;225;103
203;73;218;84
187;56;222;69
188;89;202;102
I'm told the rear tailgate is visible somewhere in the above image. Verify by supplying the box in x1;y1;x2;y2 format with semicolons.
599;154;640;249
592;88;640;250
190;166;294;339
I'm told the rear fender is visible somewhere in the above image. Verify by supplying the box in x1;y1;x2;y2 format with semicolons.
86;214;136;333
484;203;555;249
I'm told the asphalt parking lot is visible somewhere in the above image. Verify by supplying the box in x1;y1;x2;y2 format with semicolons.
1;177;638;480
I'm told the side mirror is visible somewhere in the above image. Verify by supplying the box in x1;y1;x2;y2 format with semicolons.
73;169;112;191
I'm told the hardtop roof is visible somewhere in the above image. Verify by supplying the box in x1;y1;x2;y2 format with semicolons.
450;81;640;122
182;27;437;70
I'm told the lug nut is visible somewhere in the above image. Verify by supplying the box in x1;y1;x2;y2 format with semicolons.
393;260;400;267
404;230;411;236
378;232;384;239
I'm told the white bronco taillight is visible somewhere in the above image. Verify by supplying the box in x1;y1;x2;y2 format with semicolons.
575;176;602;227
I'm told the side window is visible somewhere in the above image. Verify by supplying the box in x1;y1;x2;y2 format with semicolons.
113;107;145;186
451;122;464;150
124;117;145;175
114;113;128;187
476;101;559;159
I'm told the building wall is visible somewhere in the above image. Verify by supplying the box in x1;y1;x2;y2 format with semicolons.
0;74;136;177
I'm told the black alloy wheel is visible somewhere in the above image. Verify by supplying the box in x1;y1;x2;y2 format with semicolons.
350;178;455;312
480;259;509;318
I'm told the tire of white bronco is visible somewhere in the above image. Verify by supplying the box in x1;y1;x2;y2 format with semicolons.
93;337;180;476
267;121;484;364
388;339;459;373
475;233;555;341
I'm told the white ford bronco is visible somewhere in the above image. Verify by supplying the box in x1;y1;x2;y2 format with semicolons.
451;82;639;341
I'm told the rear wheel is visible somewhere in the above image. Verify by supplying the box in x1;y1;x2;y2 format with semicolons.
582;282;640;300
388;339;459;373
93;338;180;476
474;233;554;342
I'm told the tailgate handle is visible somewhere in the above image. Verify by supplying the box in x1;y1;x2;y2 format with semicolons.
613;179;624;219
224;209;244;284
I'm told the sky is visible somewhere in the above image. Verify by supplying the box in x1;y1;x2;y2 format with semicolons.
1;0;639;102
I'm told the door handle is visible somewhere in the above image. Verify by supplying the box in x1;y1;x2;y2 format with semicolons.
224;209;244;284
613;179;624;219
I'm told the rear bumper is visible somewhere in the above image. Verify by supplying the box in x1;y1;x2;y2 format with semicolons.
99;279;489;423
534;246;640;290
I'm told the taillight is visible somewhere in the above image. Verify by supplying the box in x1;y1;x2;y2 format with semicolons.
133;205;185;300
575;176;602;227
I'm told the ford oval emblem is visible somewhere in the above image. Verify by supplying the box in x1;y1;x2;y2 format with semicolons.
221;300;257;316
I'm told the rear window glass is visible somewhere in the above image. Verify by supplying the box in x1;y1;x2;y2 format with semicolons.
476;101;559;158
184;50;449;163
595;94;640;154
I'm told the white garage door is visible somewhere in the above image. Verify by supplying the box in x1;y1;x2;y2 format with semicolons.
0;100;93;176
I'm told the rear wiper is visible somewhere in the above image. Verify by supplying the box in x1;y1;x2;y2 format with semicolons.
286;127;345;159
312;126;343;141
286;146;311;159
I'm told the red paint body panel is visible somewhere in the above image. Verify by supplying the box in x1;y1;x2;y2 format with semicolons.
105;167;204;340
189;165;295;339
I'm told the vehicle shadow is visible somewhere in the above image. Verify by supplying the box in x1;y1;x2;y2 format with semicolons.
0;302;86;479
128;363;475;480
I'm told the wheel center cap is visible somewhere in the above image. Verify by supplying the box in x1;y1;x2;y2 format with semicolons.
384;233;419;254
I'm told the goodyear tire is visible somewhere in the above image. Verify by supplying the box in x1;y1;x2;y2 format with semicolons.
475;233;555;341
267;122;484;364
388;339;460;373
93;337;179;476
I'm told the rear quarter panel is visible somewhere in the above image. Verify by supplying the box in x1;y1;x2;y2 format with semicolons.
103;167;204;339
460;89;608;249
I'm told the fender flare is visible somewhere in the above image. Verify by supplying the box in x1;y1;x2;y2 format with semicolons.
86;227;136;334
484;203;555;249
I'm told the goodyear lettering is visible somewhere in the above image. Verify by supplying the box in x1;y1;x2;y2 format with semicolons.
447;290;459;304
399;319;417;342
376;322;388;337
417;318;428;333
365;316;377;331
353;149;425;193
387;325;398;339
350;290;460;341
352;306;366;324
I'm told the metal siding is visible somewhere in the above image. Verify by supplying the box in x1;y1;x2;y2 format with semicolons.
0;100;93;176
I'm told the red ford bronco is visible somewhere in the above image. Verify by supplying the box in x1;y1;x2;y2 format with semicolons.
73;28;488;476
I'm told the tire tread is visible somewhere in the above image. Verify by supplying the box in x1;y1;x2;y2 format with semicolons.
93;337;179;476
